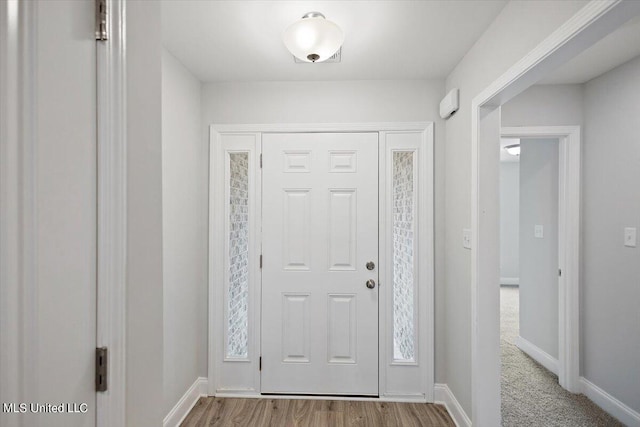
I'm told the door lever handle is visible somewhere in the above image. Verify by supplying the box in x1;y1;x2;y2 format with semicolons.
366;279;376;289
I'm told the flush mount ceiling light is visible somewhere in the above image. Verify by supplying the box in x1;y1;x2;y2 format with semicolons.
283;12;344;63
504;144;521;156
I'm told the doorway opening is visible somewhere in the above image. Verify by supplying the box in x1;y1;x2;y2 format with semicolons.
470;3;640;424
498;133;594;425
499;127;581;395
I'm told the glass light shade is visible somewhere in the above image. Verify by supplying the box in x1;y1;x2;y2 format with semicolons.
283;14;344;63
504;144;521;156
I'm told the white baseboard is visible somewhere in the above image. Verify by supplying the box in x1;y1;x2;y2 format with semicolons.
214;391;426;403
434;384;471;427
163;377;209;427
580;377;640;427
500;277;519;286
515;336;558;375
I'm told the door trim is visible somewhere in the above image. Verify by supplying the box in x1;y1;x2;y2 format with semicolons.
96;0;127;425
501;126;581;394
211;122;433;133
208;122;434;402
379;128;435;402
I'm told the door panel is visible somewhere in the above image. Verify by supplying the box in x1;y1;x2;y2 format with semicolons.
328;190;357;270
327;294;357;363
261;133;378;395
0;2;99;426
37;2;97;426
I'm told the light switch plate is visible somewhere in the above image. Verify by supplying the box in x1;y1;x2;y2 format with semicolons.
624;227;637;248
463;228;471;250
534;225;544;239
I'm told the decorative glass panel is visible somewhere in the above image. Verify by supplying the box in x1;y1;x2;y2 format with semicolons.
392;151;416;361
227;152;249;358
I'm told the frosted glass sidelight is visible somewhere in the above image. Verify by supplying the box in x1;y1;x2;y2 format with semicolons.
392;151;416;362
227;152;249;358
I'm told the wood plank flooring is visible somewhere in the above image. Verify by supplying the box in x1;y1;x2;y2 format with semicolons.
181;397;455;427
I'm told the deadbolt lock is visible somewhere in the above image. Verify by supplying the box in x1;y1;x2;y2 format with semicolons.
366;261;375;271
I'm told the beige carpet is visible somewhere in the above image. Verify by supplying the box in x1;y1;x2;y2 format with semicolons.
500;286;622;427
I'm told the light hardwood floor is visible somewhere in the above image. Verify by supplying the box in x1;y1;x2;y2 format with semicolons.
181;397;455;427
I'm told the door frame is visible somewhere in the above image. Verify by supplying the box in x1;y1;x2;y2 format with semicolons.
501;126;581;391
470;1;640;425
96;0;127;426
208;122;434;402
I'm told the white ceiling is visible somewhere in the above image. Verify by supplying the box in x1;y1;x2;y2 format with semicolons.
539;15;640;84
161;1;507;83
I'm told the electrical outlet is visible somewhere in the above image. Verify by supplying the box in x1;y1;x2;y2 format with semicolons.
624;227;637;248
463;228;471;249
534;225;544;239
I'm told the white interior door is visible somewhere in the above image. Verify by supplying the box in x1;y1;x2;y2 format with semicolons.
261;132;379;395
0;2;97;426
34;2;97;425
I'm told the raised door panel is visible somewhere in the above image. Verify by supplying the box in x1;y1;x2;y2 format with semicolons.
327;294;357;364
328;189;357;271
282;294;310;363
283;190;311;270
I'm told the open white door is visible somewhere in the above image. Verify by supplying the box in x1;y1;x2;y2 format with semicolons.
1;1;98;426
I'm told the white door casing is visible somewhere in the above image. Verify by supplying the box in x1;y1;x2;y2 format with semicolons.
261;133;379;395
208;123;434;401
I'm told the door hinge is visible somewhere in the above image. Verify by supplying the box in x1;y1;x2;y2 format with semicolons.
96;347;108;392
95;0;108;41
260;154;263;168
259;356;262;371
259;254;262;269
559;268;562;277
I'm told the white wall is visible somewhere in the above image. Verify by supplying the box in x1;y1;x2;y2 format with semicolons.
500;161;520;283
162;49;208;416
502;84;583;127
444;0;589;415
582;55;640;413
519;138;559;359
202;79;448;382
203;80;443;124
127;2;164;426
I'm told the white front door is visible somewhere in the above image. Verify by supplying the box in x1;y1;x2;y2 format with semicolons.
261;132;379;395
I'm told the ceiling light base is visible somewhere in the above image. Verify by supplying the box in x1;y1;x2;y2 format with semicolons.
293;47;342;64
302;12;325;19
